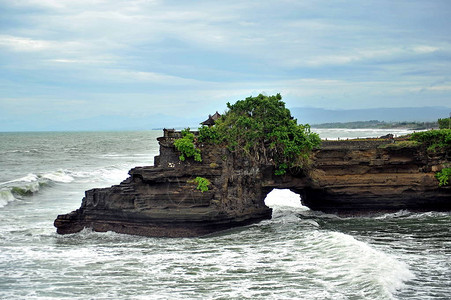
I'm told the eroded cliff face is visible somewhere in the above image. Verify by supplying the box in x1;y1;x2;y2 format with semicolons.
55;131;450;237
301;141;450;213
54;130;272;237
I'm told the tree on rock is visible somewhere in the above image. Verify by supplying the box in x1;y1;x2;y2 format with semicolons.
199;94;321;175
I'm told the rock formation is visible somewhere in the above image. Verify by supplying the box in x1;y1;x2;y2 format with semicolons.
298;140;450;213
55;130;450;237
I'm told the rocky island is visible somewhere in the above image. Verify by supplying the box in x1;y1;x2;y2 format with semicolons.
55;95;450;237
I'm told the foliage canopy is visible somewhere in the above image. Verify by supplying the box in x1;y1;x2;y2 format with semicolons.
174;128;202;162
409;129;451;152
438;118;450;129
198;94;321;175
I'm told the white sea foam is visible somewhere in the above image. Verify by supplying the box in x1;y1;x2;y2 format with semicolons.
372;210;451;220
264;188;307;209
303;230;415;299
1;170;75;187
0;170;77;208
375;210;412;219
406;211;451;218
0;173;39;185
313;128;421;140
67;167;129;184
41;170;74;183
0;189;16;208
337;232;413;293
0;174;42;204
264;189;414;298
97;167;129;183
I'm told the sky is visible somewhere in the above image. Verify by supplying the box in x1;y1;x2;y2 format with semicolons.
1;0;450;131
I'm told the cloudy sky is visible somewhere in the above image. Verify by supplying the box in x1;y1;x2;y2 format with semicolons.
1;0;450;130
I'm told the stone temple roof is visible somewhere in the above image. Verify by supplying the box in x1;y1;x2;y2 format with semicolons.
201;111;221;126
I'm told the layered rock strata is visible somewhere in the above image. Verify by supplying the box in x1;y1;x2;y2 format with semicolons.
54;129;272;237
55;130;450;237
300;141;450;213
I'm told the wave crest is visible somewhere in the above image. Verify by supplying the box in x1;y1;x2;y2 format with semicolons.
0;189;16;208
0;170;75;208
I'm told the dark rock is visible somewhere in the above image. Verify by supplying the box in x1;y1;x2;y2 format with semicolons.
301;141;451;214
55;134;450;237
380;133;394;139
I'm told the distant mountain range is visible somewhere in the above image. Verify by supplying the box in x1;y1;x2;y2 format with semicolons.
290;106;450;125
2;106;449;132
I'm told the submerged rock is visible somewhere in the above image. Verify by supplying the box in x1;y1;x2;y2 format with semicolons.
55;131;450;237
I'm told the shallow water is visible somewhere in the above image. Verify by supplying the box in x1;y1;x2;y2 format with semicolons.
0;130;449;299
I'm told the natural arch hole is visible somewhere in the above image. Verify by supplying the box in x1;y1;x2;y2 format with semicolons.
264;189;313;223
264;188;309;210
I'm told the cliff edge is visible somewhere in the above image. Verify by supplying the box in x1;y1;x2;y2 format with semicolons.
54;129;272;237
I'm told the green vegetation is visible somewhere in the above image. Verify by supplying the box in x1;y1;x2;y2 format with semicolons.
435;168;451;186
173;128;202;162
410;129;451;152
313;120;437;130
189;176;211;192
378;140;420;150
438;118;451;129
197;94;321;175
198;124;220;143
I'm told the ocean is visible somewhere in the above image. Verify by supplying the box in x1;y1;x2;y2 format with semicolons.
0;129;449;299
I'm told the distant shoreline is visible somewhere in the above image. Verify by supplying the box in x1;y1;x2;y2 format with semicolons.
311;120;438;130
0;125;434;134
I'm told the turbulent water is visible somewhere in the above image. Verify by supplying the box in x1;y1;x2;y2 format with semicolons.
0;129;449;299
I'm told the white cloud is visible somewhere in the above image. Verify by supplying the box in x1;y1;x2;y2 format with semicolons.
424;85;451;91
0;35;53;52
412;46;439;54
287;45;446;68
0;35;86;54
104;69;206;85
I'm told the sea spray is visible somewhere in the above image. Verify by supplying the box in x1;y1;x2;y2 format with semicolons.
41;170;74;183
66;166;130;184
0;170;75;207
0;173;39;185
0;189;16;208
315;231;414;298
0;166;134;209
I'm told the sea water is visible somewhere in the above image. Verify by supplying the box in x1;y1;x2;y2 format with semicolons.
0;129;449;299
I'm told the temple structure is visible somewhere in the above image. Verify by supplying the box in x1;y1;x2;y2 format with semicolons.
200;111;221;126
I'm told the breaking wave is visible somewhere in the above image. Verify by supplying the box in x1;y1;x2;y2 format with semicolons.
0;170;75;208
0;189;16;208
0;166;132;209
66;166;130;184
306;230;415;298
263;188;415;299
